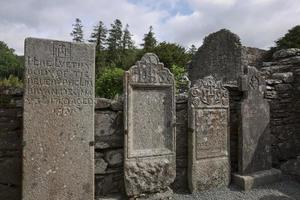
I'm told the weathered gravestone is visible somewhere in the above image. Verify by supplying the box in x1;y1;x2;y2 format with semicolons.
232;66;281;190
124;53;176;199
189;29;244;86
23;38;95;200
188;76;230;192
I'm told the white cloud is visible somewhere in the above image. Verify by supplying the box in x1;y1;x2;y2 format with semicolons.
161;0;300;49
0;0;166;54
0;0;299;54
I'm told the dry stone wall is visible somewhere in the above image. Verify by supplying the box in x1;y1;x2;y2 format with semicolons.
261;48;300;172
0;48;299;199
0;88;22;200
0;90;189;199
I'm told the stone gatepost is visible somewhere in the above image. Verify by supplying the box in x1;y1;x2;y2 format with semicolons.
124;53;176;199
23;38;95;200
188;76;230;192
232;66;281;190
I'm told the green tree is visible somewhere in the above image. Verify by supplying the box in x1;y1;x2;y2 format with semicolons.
89;20;107;52
107;19;123;64
70;18;84;42
153;42;190;69
95;67;124;99
119;24;138;70
89;20;108;75
141;26;157;52
276;25;300;49
0;41;23;79
170;64;189;93
122;24;135;50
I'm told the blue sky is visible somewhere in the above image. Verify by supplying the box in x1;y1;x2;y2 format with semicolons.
0;0;299;55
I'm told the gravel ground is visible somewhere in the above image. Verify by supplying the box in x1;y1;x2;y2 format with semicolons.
173;178;300;200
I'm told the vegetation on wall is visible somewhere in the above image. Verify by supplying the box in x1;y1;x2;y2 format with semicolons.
265;25;300;60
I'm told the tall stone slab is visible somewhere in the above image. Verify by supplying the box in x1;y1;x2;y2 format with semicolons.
188;76;230;192
23;38;95;200
124;53;176;198
232;66;281;190
238;66;271;174
189;29;244;86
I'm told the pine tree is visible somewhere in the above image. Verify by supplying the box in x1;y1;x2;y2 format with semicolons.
141;26;157;52
70;18;84;42
122;24;134;50
89;21;107;52
120;24;137;70
106;19;123;65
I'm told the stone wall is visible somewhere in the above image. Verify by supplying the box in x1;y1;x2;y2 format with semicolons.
0;90;190;199
261;49;300;172
188;29;266;86
0;88;22;200
242;46;267;69
1;49;299;198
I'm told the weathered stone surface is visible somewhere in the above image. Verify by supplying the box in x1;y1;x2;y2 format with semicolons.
0;130;21;150
242;47;267;68
0;157;21;185
95;172;124;197
273;48;300;59
23;38;95;200
124;53;176;198
232;168;282;191
95;111;123;149
0;184;21;200
280;157;300;181
188;76;230;192
272;72;294;83
238;66;272;174
111;95;123;111
95;158;108;174
105;149;123;167
189;29;244;86
95;98;112;109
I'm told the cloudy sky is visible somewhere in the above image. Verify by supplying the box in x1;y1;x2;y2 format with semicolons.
0;0;299;55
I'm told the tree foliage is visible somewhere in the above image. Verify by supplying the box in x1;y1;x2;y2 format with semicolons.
0;75;23;88
141;26;157;52
70;18;84;42
89;20;107;52
170;64;189;93
107;19;123;64
275;25;300;49
0;41;23;79
153;42;191;69
89;20;108;75
95;67;124;99
122;24;135;50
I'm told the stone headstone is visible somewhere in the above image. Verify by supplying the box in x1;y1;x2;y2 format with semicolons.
232;66;281;191
188;76;230;192
23;38;95;200
124;53;176;198
238;66;272;174
189;29;244;86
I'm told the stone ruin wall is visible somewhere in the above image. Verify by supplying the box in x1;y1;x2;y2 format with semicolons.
0;43;299;198
0;88;190;199
1;51;299;198
262;49;300;179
